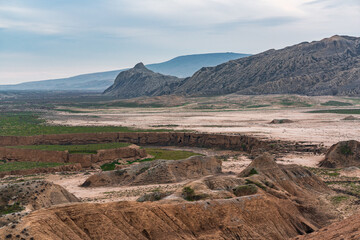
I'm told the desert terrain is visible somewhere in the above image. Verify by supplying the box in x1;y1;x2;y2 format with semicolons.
1;92;360;239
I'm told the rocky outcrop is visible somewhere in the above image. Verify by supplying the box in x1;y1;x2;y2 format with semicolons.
342;115;360;121
82;156;222;187
319;140;360;168
174;35;360;96
292;211;360;240
104;63;183;98
270;119;294;124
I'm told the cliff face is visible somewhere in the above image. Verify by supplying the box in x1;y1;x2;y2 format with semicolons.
174;35;360;96
103;63;183;98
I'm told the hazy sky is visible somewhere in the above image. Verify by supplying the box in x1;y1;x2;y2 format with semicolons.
0;0;359;84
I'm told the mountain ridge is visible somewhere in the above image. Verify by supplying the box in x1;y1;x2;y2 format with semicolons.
0;52;249;92
173;35;360;96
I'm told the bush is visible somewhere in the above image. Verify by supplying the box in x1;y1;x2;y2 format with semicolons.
339;144;353;156
247;168;258;176
101;160;119;171
182;186;207;201
233;184;258;197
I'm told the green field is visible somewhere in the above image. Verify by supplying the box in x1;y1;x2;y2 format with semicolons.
307;109;360;114
321;101;353;106
9;142;131;154
0;112;172;136
0;161;71;172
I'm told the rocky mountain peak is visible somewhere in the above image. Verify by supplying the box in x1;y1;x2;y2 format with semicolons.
133;62;147;70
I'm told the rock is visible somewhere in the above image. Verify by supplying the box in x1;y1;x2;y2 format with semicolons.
319;140;360;168
342;115;360;120
270;119;294;124
103;63;183;98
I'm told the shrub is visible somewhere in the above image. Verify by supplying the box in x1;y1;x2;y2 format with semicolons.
247;168;258;177
233;184;258;197
339;144;353;156
182;186;207;201
245;179;266;190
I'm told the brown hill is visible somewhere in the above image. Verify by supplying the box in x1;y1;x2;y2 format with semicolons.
0;180;79;227
82;156;222;187
292;211;360;240
319;140;360;168
103;62;183;98
174;35;360;96
0;154;337;240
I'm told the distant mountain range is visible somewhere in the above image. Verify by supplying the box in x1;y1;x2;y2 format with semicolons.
0;52;249;92
106;35;360;98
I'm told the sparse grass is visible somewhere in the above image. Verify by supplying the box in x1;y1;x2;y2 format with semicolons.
0;202;24;216
307;109;360;114
245;179;266;190
306;167;340;177
145;148;201;160
0;161;70;172
0;112;173;136
321;101;353;106
101;160;121;171
54;108;88;113
233;184;258;197
280;99;312;107
9;142;131;154
339;144;353;156
126;149;201;165
246;104;270;109
331;195;349;204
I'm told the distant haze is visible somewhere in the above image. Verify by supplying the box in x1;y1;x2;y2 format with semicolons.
0;53;249;91
0;0;359;84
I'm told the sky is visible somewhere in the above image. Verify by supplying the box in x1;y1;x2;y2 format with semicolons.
0;0;359;85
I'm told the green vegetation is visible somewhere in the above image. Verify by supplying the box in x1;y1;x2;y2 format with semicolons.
62;101;177;109
0;202;24;216
307;109;360;114
100;160;121;171
54;108;88;113
321;101;353;106
0;112;173;136
145;148;201;160
339;144;353;156
247;168;258;177
10;142;131;154
331;195;349;204
0;161;70;172
182;186;207;201
127;149;201;164
245;179;266;190
246;104;270;108
233;184;258;197
306;167;340;177
280;99;312;107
